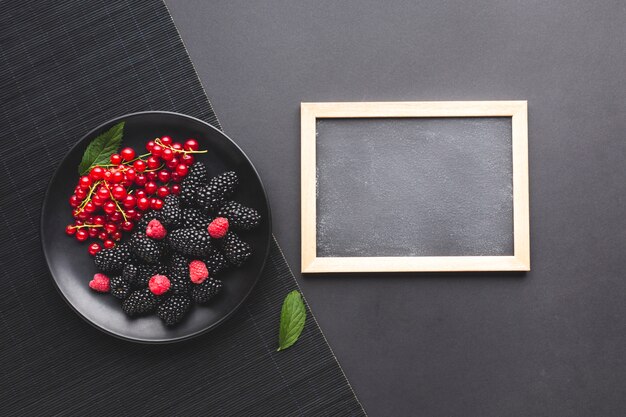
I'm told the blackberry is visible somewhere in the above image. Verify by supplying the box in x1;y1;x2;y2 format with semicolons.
122;289;158;316
168;254;192;295
204;250;229;275
196;183;226;211
168;228;212;257
135;263;169;288
187;162;208;184
222;232;251;266
122;263;139;286
180;174;202;206
209;171;238;197
181;207;212;230
192;277;223;304
94;243;131;273
158;195;181;228
130;233;163;264
217;201;261;230
109;276;131;300
136;210;161;231
157;295;192;326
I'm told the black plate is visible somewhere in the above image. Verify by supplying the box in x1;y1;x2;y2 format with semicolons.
41;111;271;343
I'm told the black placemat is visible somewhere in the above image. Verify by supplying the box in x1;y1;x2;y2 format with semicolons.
0;1;365;415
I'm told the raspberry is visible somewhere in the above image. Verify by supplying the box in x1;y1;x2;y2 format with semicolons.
157;295;192;326
89;273;110;293
189;260;209;284
122;289;159;316
207;217;229;238
222;232;252;266
217;201;260;230
130;233;163;263
192;277;223;304
109;276;131;299
145;219;167;240
168;228;212;257
135;263;168;288
148;274;171;296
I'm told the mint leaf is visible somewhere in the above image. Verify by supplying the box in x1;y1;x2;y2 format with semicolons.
277;290;306;351
78;121;125;175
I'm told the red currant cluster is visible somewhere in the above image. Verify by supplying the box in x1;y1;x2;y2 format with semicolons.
66;137;205;255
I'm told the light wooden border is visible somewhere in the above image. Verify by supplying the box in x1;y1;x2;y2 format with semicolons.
301;101;530;273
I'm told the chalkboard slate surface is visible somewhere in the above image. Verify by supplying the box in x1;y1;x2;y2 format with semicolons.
316;117;514;257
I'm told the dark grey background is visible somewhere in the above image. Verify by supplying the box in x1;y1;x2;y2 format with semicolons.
166;1;626;416
316;117;513;257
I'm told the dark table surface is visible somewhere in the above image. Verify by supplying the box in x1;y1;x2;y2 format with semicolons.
165;1;626;416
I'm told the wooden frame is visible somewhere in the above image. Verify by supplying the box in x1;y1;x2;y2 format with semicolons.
301;101;530;273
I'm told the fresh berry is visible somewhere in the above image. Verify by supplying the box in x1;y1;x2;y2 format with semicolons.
210;171;238;197
168;228;212;257
137;197;150;211
175;164;188;177
122;263;139;287
103;239;115;249
196;183;226;211
109;276;131;299
130;233;163;263
88;242;102;256
157;295;191;326
89;273;110;293
222;232;251;266
133;160;147;172
89;166;105;180
168;254;193;295
148;274;171;296
192;277;222;304
110;154;122;165
184;139;199;151
158;195;181;227
181;207;211;230
204;250;229;275
94;243;131;273
76;229;88;241
122;289;158;316
161;136;172;146
66;225;76;236
208;217;229;238
151;198;164;210
146;219;167;240
217;201;261;230
189;260;209;284
134;263;168;288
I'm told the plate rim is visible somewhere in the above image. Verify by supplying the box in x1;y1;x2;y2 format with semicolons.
40;110;272;344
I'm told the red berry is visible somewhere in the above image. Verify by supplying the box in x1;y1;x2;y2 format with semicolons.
146;140;156;152
89;273;110;292
134;173;147;186
146;219;167;240
161;136;172;146
172;143;183;152
148;274;170;295
111;231;122;241
88;227;99;237
69;195;80;207
76;229;88;241
110;154;122;165
108;211;122;222
184;139;199;151
170;184;181;195
157;170;171;183
90;166;105;180
75;188;87;200
92;195;104;206
151;144;163;157
103;239;115;249
135;189;147;199
133;211;143;221
103;170;113;181
151;198;164;210
126;208;137;219
171;172;182;183
137;197;150;211
84;202;96;213
79;176;91;189
112;185;126;200
181;154;194;165
166;157;179;169
147;156;160;170
111;170;124;183
123;195;136;209
208;217;229;239
145;171;157;182
125;168;136;181
189;260;209;284
157;186;169;198
161;148;174;161
121;147;135;161
93;215;105;225
98;231;108;241
77;210;89;220
145;181;157;194
105;223;118;234
88;243;102;256
121;221;134;231
103;201;117;214
65;225;76;236
133;160;147;172
97;186;110;200
175;164;188;177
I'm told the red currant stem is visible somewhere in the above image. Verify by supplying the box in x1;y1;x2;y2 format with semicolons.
103;182;129;222
145;164;166;173
154;138;207;155
69;224;104;230
76;180;102;212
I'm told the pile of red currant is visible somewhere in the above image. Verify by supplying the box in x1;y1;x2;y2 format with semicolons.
66;136;206;255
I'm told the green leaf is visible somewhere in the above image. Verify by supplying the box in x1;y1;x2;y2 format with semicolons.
277;290;307;351
78;121;125;175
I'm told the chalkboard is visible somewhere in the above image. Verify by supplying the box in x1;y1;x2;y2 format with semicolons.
301;101;529;272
